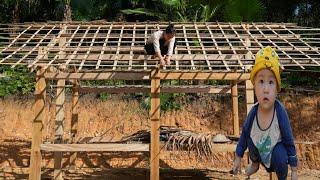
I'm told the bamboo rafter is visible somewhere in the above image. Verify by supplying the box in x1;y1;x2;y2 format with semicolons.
0;21;320;72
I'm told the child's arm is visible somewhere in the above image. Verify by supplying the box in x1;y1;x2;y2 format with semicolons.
233;106;257;173
277;102;298;168
236;106;256;158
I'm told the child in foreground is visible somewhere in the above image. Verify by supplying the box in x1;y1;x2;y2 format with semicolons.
232;46;298;180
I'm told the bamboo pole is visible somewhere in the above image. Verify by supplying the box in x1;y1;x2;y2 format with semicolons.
53;78;65;180
29;67;46;180
245;38;255;115
69;80;79;169
231;81;239;136
150;68;160;180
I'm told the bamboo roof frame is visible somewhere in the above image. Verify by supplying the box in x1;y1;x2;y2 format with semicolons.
1;21;320;74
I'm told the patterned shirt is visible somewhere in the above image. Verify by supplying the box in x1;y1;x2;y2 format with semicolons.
250;108;282;168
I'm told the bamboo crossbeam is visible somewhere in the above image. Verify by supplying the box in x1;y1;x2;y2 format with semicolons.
40;143;149;152
79;85;231;94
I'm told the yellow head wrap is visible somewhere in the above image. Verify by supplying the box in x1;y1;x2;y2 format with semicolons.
250;46;281;92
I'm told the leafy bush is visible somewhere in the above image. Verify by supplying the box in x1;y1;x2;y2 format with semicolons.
141;93;182;112
0;65;35;97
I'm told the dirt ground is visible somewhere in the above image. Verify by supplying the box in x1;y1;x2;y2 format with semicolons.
0;92;319;179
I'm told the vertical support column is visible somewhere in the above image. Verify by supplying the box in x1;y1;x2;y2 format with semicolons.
245;80;255;115
53;36;66;180
53;79;65;180
69;80;79;169
29;68;46;180
245;37;254;115
150;68;160;180
231;81;239;136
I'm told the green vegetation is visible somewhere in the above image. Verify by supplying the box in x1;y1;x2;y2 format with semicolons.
0;65;35;97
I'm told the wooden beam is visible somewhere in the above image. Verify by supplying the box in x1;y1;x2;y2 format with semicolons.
150;68;160;180
79;85;231;94
54;79;65;180
69;81;79;169
44;72;151;80
245;80;255;115
231;81;239;136
44;72;250;80
29;68;46;180
159;72;250;80
40;143;149;152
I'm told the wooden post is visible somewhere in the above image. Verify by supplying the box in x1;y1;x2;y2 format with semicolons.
53;36;66;180
53;79;65;180
245;80;255;115
231;81;239;136
245;37;254;115
69;80;79;169
29;68;46;180
150;68;160;180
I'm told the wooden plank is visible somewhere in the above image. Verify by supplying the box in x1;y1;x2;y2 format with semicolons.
29;68;46;180
44;72;150;80
160;72;250;80
61;53;243;61
245;80;255;115
231;81;239;136
40;143;149;152
79;85;231;94
54;79;66;180
44;72;250;80
150;68;160;180
69;80;79;169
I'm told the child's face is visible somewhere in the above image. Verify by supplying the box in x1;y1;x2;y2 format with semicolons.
254;69;278;111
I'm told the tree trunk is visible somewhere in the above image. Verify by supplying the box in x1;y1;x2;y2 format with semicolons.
13;1;19;23
63;3;72;21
